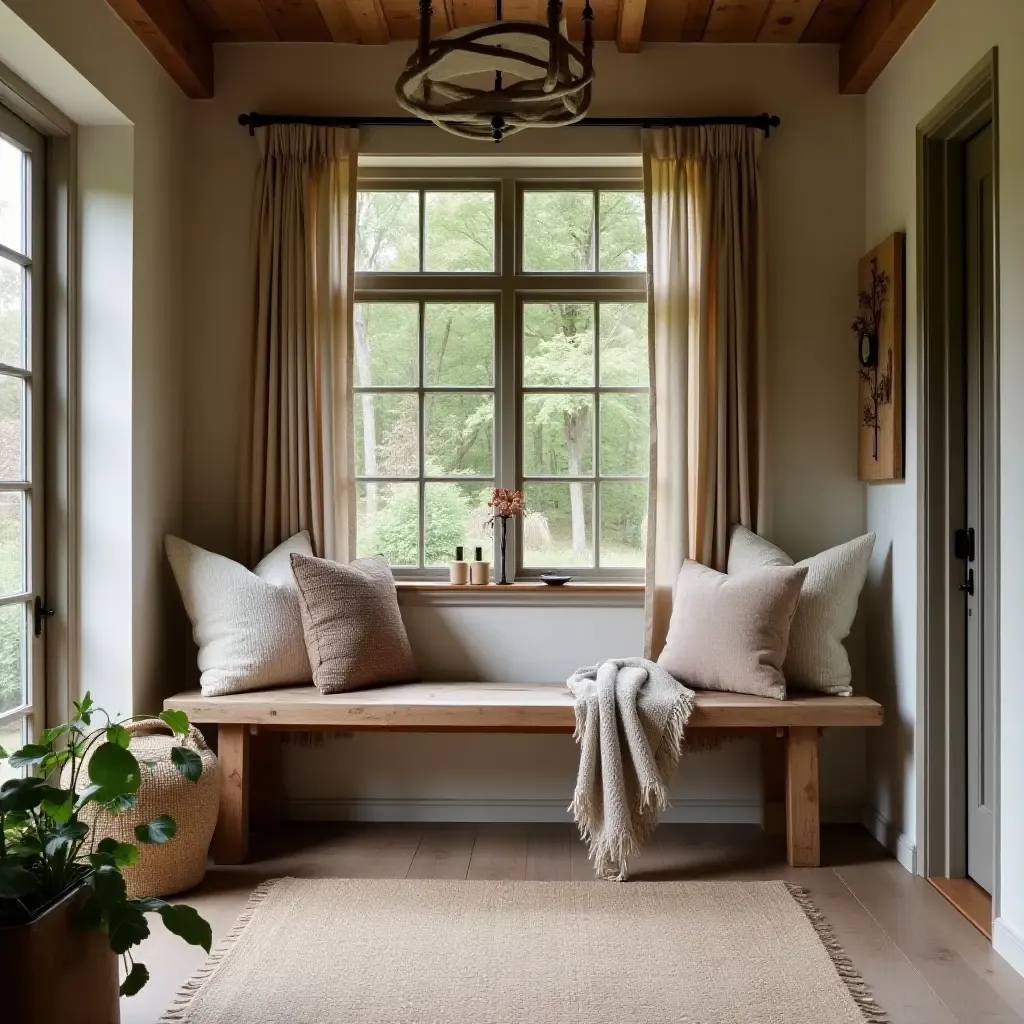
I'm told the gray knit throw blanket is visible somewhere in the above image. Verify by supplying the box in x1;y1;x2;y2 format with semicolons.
568;658;695;881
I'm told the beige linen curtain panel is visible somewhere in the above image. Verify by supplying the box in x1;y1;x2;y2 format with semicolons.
243;125;358;565
643;125;768;658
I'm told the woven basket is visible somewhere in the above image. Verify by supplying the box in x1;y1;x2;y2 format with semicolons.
79;719;219;898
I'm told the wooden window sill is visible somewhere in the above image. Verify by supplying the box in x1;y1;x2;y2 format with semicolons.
394;581;645;607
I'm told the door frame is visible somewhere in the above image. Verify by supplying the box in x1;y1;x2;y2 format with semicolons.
917;51;1000;890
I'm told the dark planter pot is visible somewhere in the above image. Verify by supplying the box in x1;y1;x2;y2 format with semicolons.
0;885;120;1024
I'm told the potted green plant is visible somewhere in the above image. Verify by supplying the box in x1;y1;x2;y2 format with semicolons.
0;693;212;1023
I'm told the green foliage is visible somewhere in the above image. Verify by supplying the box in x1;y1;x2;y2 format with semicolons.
0;694;210;997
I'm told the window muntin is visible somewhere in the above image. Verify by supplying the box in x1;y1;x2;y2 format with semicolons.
354;177;648;579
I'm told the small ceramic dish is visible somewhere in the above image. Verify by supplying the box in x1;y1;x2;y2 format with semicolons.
539;573;573;586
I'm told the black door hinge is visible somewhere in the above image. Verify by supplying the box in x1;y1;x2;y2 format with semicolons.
34;596;55;638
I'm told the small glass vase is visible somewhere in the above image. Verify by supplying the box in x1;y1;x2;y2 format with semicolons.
497;516;511;585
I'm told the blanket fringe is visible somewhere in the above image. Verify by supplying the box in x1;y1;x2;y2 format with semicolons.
785;883;891;1023
157;879;281;1022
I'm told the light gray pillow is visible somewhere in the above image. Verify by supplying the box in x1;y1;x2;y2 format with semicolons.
727;526;875;696
657;560;807;700
290;553;418;694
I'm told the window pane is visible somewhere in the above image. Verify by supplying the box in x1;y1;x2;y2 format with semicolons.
598;191;646;271
0;137;24;255
356;191;419;272
522;191;595;272
523;394;593;476
425;303;493;386
600;481;647;567
424;481;493;566
523;482;594;567
354;303;418;386
424;192;495;272
0;716;24;783
523;302;594;387
599;302;648;386
0;258;24;367
0;491;24;597
357;481;419;566
600;394;649;476
425;393;493;477
0;602;25;716
354;393;418;477
0;375;23;480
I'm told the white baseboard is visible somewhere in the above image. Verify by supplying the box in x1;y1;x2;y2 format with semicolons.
993;918;1024;979
862;806;917;873
290;797;763;824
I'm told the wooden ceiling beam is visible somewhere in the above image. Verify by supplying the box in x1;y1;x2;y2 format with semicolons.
680;0;714;40
800;0;860;43
105;0;214;98
204;0;277;40
704;0;772;43
840;0;936;93
328;0;389;41
258;0;332;40
757;0;822;43
616;0;648;52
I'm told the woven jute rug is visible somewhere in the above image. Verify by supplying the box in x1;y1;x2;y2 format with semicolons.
160;878;888;1024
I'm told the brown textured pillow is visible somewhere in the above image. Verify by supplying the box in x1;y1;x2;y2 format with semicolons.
656;560;808;700
290;553;418;693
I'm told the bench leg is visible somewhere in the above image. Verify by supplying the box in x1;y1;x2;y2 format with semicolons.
760;732;786;836
212;724;250;865
786;726;820;868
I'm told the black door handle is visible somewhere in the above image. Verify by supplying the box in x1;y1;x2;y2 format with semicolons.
959;568;975;597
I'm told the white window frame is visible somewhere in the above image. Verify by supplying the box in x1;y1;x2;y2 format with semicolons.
355;167;647;582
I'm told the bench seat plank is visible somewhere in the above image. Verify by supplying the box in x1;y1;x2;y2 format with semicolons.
164;683;883;732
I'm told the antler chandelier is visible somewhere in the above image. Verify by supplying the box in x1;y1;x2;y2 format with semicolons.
395;0;595;142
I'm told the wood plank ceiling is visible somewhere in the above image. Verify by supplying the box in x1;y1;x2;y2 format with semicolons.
107;0;936;101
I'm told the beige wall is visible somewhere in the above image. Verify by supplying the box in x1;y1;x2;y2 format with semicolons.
862;0;1024;972
182;42;869;819
0;0;189;716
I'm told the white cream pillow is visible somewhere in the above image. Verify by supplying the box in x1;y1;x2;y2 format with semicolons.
166;532;313;697
727;526;875;696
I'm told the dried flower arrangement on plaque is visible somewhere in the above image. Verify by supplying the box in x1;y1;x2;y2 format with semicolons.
854;233;904;481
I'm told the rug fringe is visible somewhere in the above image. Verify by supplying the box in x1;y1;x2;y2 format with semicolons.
157;879;282;1022
785;883;891;1024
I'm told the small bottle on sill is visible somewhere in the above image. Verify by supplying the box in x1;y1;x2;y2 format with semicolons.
470;547;490;586
450;546;469;586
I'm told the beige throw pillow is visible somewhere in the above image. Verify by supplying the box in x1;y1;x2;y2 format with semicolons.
657;560;807;700
727;526;875;696
290;553;418;694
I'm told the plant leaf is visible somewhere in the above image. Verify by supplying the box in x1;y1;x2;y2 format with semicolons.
101;792;138;815
91;862;128;909
0;860;40;898
0;777;65;813
8;744;50;770
158;904;212;953
105;900;150;954
159;710;190;736
170;745;203;783
120;962;150;997
40;724;70;745
74;782;103;811
135;815;176;845
97;837;140;867
106;724;131;749
87;742;142;803
133;896;167;914
44;820;88;857
41;789;75;824
0;744;7;759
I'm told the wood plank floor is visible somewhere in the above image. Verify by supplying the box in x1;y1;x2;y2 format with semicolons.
124;824;1024;1024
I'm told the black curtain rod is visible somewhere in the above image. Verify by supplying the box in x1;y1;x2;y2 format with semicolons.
238;112;781;137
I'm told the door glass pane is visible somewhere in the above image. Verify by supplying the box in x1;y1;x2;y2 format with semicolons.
0;136;24;254
424;192;495;272
354;302;418;386
0;257;24;366
425;393;493;476
0;374;24;479
357;481;419;565
0;716;24;783
598;191;646;271
354;393;418;477
600;481;647;567
522;191;595;272
523;394;594;476
0;602;25;715
356;191;419;272
0;490;24;596
424;481;492;566
523;482;594;567
599;302;648;386
424;303;494;386
600;394;649;476
523;302;594;387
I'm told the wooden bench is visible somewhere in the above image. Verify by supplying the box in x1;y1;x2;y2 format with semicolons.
164;683;883;870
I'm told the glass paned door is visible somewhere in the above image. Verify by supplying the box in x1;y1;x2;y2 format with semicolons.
0;105;44;778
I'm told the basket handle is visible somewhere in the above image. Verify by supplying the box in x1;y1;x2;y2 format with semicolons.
124;717;209;750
